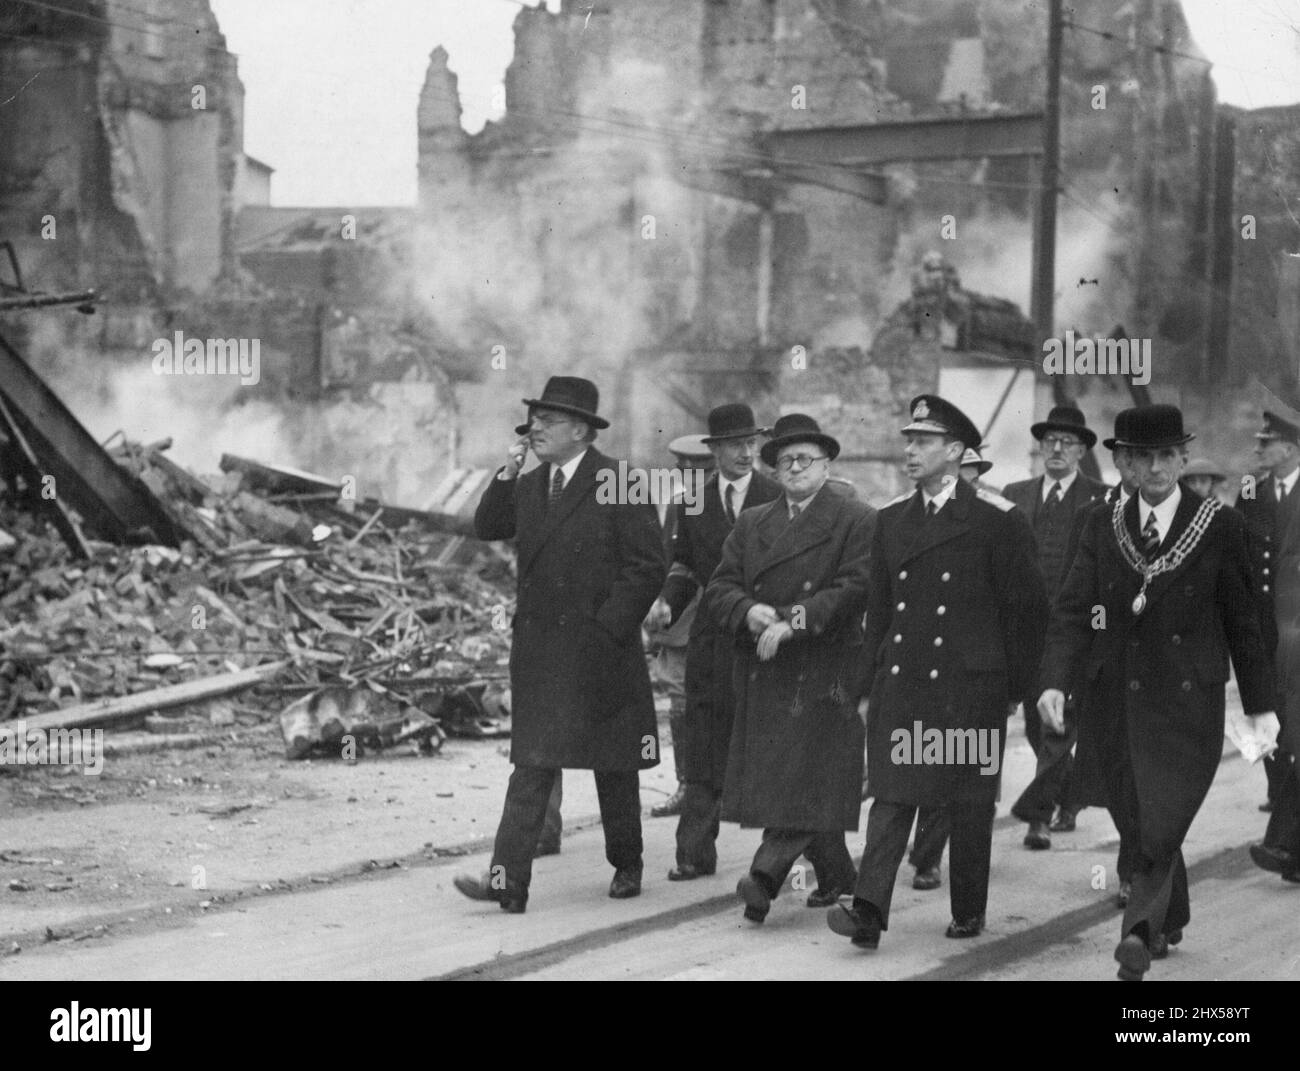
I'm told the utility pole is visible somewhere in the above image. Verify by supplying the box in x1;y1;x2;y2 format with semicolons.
1031;0;1062;371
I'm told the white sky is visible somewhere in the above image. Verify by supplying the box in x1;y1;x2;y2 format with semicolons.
209;0;1300;208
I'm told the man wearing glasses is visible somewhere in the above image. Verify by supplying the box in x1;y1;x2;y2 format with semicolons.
1003;406;1107;850
455;376;664;913
707;414;875;923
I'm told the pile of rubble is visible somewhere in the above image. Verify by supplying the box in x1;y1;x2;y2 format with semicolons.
0;441;514;755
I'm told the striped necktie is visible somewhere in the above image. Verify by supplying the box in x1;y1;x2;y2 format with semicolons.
1140;511;1161;558
549;466;565;511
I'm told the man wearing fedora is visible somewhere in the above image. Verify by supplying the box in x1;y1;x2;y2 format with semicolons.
1236;411;1300;877
645;404;782;881
1039;404;1275;979
707;414;874;921
829;396;1047;948
1003;405;1108;850
454;376;665;912
643;433;717;819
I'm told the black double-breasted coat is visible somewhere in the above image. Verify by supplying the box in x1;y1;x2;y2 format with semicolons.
1041;489;1274;866
858;478;1048;806
706;487;875;831
1235;473;1300;659
661;470;782;786
474;448;665;771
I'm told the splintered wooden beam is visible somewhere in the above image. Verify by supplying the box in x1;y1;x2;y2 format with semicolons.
0;662;288;741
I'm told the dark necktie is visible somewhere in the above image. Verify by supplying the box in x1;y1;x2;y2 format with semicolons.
1278;480;1289;509
1140;511;1161;559
1044;481;1062;514
925;500;938;521
725;483;737;525
549;466;566;511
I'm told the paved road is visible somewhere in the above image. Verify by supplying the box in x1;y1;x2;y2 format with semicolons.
1;716;1295;981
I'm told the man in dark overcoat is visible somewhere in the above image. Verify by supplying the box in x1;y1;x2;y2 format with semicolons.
707;414;875;923
828;395;1047;949
1058;429;1140;910
1038;404;1276;980
1243;411;1300;881
1003;405;1108;849
454;376;665;912
1235;412;1300;819
644;404;782;883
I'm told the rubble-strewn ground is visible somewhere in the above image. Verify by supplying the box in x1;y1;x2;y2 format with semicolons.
0;705;682;948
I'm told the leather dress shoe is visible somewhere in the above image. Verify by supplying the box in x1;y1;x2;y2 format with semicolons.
827;903;881;948
1024;821;1051;850
1259;800;1275;813
609;866;643;899
805;885;852;908
651;786;686;818
912;867;941;890
945;914;984;939
1249;842;1299;877
737;873;771;923
666;862;714;881
1049;807;1077;833
1116;880;1131;909
1150;928;1182;960
535;841;561;858
1114;933;1150;981
453;871;527;914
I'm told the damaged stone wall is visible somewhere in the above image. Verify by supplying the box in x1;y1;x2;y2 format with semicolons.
418;0;905;468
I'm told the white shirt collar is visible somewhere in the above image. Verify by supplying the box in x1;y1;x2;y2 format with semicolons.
554;449;588;486
1043;470;1078;500
1277;467;1299;498
719;471;753;506
1139;484;1181;541
922;477;959;513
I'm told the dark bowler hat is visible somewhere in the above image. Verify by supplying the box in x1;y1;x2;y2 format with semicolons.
1103;404;1195;450
1031;405;1097;449
960;446;993;475
518;376;609;431
701;403;769;443
668;433;712;461
760;413;840;467
1255;410;1300;446
902;394;981;451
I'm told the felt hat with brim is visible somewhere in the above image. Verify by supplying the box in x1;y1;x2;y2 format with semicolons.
1102;404;1195;449
1255;410;1300;446
700;403;769;443
668;433;712;461
902;395;981;451
517;376;609;432
1031;405;1097;450
760;413;840;467
1184;457;1226;480
960;446;993;475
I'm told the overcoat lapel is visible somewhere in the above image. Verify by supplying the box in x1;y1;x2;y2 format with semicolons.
1120;489;1211;609
899;479;974;565
517;449;604;578
752;488;834;578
